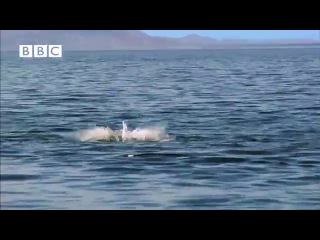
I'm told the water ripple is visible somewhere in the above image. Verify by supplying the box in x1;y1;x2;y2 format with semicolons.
1;48;320;209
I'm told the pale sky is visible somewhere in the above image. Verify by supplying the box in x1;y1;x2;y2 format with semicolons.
142;30;319;40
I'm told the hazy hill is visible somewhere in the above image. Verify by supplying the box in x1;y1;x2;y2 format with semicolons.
1;30;319;51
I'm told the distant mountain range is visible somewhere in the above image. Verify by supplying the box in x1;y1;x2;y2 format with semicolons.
1;30;319;51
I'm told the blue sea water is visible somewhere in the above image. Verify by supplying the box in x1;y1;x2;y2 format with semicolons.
1;48;320;209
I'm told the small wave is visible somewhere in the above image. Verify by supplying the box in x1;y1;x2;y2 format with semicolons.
72;121;175;143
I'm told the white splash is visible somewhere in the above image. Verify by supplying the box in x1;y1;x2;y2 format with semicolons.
121;121;171;142
73;121;174;143
76;126;119;142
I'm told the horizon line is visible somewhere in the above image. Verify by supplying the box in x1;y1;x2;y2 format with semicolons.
1;44;320;53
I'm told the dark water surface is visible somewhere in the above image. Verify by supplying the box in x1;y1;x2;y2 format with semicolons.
1;48;320;209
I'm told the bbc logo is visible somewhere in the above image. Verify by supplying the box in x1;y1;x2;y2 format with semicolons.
19;45;62;58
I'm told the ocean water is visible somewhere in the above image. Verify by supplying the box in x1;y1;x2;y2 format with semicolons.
1;48;320;210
